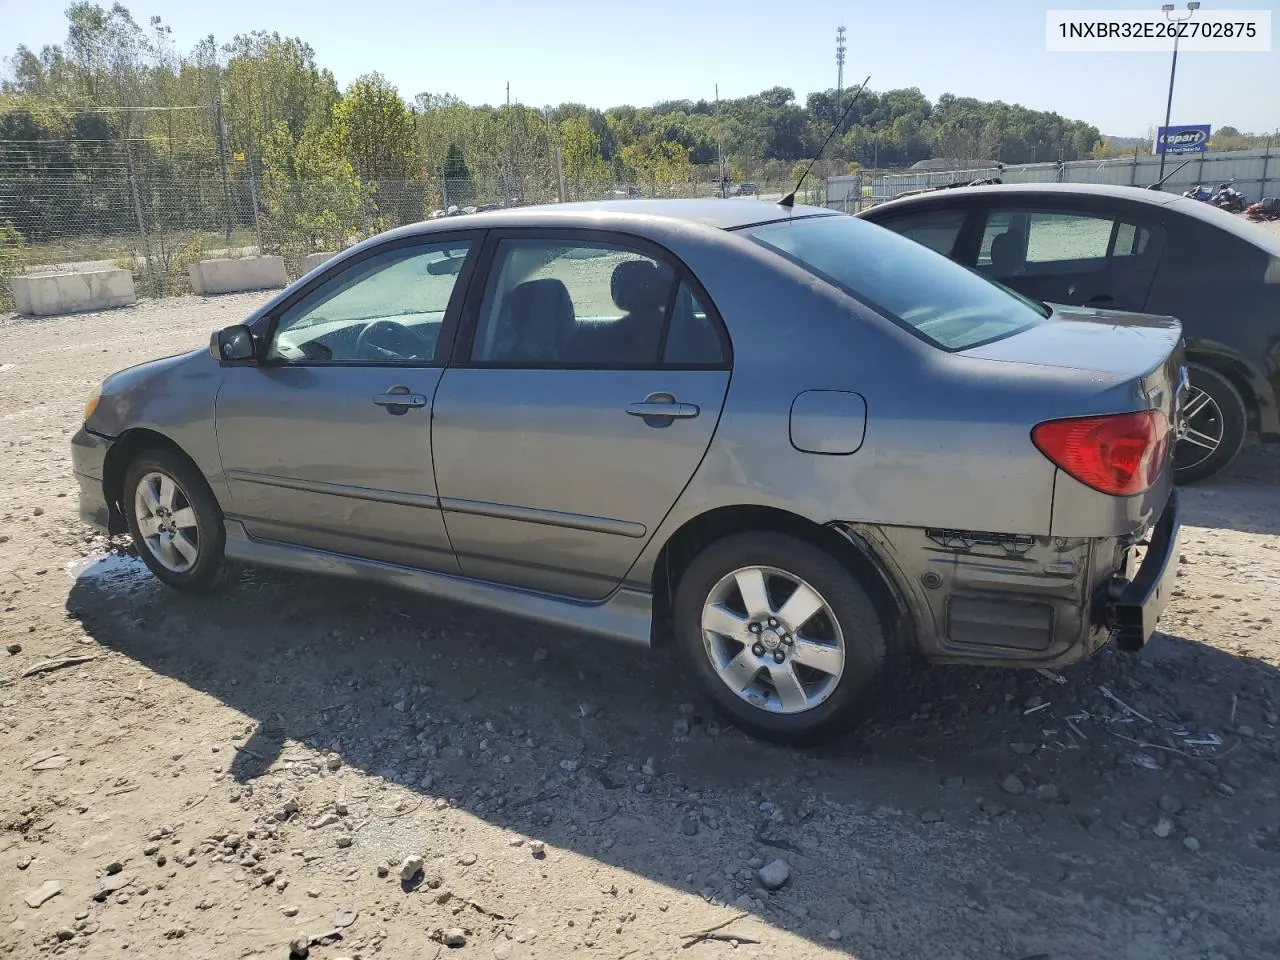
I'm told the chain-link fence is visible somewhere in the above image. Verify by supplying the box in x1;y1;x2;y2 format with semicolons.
851;146;1280;211
1;136;810;310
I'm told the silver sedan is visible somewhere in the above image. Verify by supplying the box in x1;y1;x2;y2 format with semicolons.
72;199;1185;742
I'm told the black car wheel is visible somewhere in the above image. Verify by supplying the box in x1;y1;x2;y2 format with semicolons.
673;532;888;745
1174;363;1247;484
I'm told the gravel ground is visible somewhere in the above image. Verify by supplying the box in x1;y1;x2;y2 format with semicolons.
1;290;1279;960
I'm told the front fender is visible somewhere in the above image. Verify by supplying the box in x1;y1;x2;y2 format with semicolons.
1183;336;1279;438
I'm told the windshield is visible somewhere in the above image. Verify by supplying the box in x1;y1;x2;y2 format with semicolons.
742;215;1050;351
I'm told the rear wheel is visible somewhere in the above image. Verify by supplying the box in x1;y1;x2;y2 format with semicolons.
123;450;234;592
673;532;888;745
1174;363;1247;484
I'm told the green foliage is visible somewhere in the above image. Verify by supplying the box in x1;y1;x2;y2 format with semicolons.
0;221;26;311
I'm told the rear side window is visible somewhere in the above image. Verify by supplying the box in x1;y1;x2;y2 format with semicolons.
743;215;1048;351
979;209;1152;273
873;209;965;257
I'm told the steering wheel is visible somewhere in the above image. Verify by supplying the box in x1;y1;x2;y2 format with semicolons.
355;319;429;361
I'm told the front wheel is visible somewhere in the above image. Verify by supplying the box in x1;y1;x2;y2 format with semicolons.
673;532;888;745
123;450;235;592
1174;363;1247;485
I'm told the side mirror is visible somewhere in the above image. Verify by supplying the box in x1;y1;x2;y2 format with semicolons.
210;324;257;364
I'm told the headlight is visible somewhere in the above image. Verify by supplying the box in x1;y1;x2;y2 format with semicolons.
84;386;101;422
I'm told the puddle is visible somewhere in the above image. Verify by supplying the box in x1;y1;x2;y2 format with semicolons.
66;553;156;594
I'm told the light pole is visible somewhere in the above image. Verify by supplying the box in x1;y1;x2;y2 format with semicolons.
1157;1;1200;182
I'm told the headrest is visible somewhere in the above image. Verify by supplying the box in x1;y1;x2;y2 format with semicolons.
611;260;668;313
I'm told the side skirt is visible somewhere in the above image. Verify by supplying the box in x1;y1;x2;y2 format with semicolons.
222;520;653;647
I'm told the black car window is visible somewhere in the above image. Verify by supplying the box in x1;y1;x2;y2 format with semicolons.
663;282;725;365
872;208;966;257
471;239;680;368
978;209;1152;279
267;241;472;365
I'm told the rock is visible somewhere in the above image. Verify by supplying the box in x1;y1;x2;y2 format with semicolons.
920;809;943;823
1158;794;1183;815
282;906;299;917
443;928;467;947
23;880;61;908
401;855;427;885
1215;782;1236;798
289;936;310;958
1183;836;1201;853
105;860;123;875
325;754;343;772
1035;784;1059;803
33;506;44;516
309;813;340;830
827;929;843;942
92;875;131;901
377;864;389;878
6;643;21;655
641;758;657;776
681;818;699;836
532;648;548;662
1265;711;1279;726
1154;818;1175;839
529;840;546;859
673;718;691;736
1237;725;1255;738
17;855;33;870
335;836;352;849
559;759;580;773
1009;742;1037;756
746;856;764;869
56;928;75;942
757;859;791;890
458;852;478;866
1025;695;1044;710
1001;775;1025;795
980;798;1009;817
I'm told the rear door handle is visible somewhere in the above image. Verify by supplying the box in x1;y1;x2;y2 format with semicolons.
1087;294;1115;305
626;393;700;425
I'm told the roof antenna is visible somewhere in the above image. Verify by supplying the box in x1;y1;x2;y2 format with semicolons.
779;74;871;209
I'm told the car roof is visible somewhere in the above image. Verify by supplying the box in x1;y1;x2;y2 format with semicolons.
863;182;1280;255
388;198;836;236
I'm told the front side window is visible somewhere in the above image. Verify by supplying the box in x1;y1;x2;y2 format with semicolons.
743;214;1048;352
470;238;723;367
268;240;472;364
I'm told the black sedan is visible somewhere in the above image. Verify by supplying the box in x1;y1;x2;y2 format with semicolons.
859;183;1280;483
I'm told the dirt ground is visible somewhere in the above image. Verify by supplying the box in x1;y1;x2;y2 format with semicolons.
2;290;1279;960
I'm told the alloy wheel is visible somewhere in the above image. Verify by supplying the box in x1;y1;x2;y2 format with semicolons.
1174;385;1225;472
700;565;846;715
133;470;200;573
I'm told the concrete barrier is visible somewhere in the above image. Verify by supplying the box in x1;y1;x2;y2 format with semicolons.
189;256;287;296
302;252;337;274
13;269;136;317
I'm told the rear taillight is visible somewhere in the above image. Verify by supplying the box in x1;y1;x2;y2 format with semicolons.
1032;410;1170;497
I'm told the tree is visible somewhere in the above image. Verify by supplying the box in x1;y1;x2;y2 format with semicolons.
558;116;607;198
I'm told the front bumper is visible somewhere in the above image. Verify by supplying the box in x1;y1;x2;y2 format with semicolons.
1107;489;1182;651
71;426;113;533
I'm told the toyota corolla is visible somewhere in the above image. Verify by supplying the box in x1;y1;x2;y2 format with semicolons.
72;199;1184;742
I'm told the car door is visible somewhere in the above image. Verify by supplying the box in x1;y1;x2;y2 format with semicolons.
966;203;1164;311
214;233;479;572
431;230;732;601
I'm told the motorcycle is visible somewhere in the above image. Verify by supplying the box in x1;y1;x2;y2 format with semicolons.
1211;181;1247;213
1245;197;1280;222
1182;184;1213;202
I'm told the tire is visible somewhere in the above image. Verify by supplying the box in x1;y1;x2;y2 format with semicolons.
123;449;235;593
673;531;888;745
1174;363;1248;485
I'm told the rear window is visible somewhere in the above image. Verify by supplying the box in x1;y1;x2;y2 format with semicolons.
742;215;1049;351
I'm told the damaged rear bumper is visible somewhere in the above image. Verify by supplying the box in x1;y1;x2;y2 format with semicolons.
838;492;1181;670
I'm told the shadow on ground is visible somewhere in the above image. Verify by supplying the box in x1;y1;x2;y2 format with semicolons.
65;538;1280;958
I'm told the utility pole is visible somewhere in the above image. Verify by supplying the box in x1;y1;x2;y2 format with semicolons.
836;25;846;105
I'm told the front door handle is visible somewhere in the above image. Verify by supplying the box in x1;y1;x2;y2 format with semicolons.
373;386;427;415
626;392;700;426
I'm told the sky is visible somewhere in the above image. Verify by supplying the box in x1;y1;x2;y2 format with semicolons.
1;0;1277;137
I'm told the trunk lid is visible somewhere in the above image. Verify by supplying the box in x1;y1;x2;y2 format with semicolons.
962;304;1187;426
